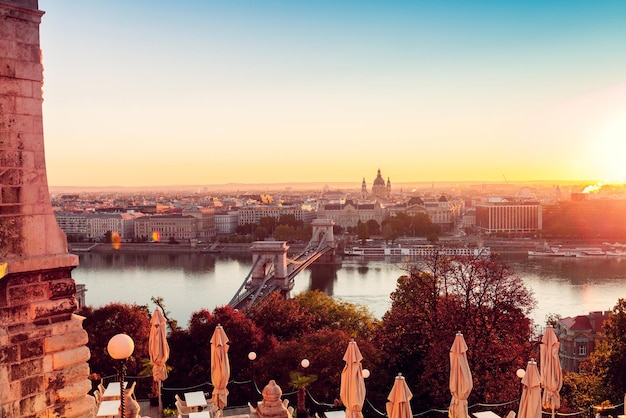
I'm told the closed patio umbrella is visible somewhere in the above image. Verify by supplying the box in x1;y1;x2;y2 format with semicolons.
540;326;562;418
518;360;541;418
340;339;366;418
211;324;231;410
449;332;473;418
386;373;413;418
149;309;169;415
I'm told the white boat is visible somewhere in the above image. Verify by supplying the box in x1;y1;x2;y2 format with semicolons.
344;244;491;258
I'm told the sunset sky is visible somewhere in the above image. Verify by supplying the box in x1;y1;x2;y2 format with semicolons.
38;1;626;187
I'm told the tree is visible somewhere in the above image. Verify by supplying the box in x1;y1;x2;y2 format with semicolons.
290;371;318;416
374;254;536;411
246;292;313;341
356;221;369;244
254;226;269;241
167;305;271;406
274;224;296;241
259;216;277;234
253;329;381;414
366;219;380;236
581;298;626;404
382;223;398;244
278;214;300;228
295;290;376;338
77;303;151;378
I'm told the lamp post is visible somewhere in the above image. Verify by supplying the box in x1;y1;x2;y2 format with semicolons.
107;333;135;418
295;358;312;418
248;351;257;402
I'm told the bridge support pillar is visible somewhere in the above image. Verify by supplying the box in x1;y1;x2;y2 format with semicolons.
310;219;336;249
250;241;289;290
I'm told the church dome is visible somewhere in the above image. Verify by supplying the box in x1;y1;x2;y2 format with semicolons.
373;169;385;186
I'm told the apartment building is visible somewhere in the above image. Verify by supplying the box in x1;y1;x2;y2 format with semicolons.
237;205;315;226
215;210;239;235
555;311;609;373
55;212;139;240
134;214;197;242
475;200;541;234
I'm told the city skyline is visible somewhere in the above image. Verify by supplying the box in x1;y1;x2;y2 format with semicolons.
39;1;626;188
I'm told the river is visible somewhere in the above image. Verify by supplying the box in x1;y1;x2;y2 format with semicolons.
72;251;626;328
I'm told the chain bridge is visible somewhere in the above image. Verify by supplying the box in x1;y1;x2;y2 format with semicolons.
228;219;336;309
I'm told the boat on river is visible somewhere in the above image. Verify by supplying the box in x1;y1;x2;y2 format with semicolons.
528;244;626;258
344;244;491;257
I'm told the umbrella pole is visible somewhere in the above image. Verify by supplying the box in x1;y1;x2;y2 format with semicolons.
158;381;162;416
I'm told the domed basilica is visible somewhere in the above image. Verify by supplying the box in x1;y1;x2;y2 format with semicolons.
362;169;391;201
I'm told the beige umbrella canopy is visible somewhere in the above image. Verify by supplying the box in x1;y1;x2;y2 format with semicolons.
340;340;366;418
386;373;413;418
540;326;563;418
149;309;170;414
518;361;542;418
449;333;473;418
211;324;231;410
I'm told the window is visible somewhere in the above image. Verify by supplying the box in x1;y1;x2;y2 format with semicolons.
578;345;587;356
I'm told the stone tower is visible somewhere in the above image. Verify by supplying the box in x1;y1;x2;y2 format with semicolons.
1;1;94;417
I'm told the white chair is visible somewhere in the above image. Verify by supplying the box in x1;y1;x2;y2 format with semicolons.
176;399;195;416
93;389;102;406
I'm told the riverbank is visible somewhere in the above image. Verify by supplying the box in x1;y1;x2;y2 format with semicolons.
69;237;619;257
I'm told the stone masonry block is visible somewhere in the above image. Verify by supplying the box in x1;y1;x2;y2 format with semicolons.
10;327;50;344
19;337;44;360
50;313;85;337
21;375;43;397
9;282;47;305
0;304;31;326
42;351;52;373
61;394;96;418
45;330;87;354
0;94;16;112
19;132;45;153
19;214;48;257
0;380;20;409
16;96;41;116
0;77;21;96
48;279;76;299
19;392;48;416
31;297;77;321
10;357;42;381
15;60;42;82
0;57;17;77
1;344;18;363
14;19;40;47
0;15;18;39
0;39;15;56
52;346;90;371
56;379;91;403
16;42;40;62
46;363;89;392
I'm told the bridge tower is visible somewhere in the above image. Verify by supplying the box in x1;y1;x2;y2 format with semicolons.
250;241;291;292
310;218;336;249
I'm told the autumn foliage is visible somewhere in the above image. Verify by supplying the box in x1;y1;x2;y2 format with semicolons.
80;255;540;415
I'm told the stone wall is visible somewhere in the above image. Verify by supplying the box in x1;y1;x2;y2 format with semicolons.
1;0;93;416
0;267;94;417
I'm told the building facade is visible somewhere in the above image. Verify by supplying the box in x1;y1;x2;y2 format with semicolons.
237;205;315;226
134;214;198;242
215;210;240;235
555;311;609;373
317;199;388;229
475;201;541;234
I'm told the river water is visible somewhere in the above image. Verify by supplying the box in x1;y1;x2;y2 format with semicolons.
72;251;626;328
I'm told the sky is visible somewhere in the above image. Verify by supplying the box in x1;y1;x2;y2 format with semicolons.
38;1;626;188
